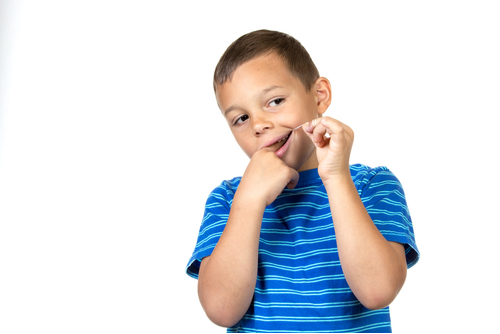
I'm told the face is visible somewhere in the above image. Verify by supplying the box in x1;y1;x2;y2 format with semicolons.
215;53;328;172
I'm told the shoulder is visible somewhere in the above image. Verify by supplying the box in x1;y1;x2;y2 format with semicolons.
350;164;404;193
214;176;242;196
350;164;393;184
205;176;242;207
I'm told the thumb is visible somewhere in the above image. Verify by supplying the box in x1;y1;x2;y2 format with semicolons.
286;169;300;190
301;122;320;148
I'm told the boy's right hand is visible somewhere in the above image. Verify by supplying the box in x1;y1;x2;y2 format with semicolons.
238;149;299;207
199;148;297;327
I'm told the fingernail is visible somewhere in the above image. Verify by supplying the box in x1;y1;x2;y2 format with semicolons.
304;122;312;132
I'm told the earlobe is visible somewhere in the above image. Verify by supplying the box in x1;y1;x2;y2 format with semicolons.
315;77;332;115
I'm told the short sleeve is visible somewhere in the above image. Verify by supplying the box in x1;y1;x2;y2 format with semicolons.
354;166;420;269
185;178;239;279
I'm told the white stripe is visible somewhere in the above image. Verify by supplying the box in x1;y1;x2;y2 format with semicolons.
257;274;345;284
254;287;352;296
259;235;335;247
259;248;336;260
258;261;341;272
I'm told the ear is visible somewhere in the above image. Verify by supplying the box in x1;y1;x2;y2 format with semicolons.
314;77;332;116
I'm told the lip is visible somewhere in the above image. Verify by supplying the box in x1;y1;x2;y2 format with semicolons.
275;130;293;158
260;132;292;150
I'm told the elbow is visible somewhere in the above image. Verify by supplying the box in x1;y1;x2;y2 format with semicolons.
198;286;244;328
197;256;252;328
360;293;394;310
358;272;406;310
358;285;401;310
204;308;241;328
207;313;239;328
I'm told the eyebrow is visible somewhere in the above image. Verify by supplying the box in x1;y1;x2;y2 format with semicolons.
223;85;283;116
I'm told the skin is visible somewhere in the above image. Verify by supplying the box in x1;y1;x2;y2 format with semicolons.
198;53;407;328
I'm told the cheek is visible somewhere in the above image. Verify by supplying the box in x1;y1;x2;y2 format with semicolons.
234;134;255;158
297;130;312;146
277;109;305;128
294;130;316;155
307;105;320;119
288;100;317;125
300;96;319;118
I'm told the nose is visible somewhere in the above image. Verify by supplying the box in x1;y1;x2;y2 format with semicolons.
252;116;273;136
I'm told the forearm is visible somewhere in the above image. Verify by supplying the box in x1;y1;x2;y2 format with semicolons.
198;190;265;327
324;175;406;310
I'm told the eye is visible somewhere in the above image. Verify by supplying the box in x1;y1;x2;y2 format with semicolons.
233;114;249;126
269;98;285;107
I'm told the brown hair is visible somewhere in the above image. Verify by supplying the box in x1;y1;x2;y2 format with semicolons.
213;29;320;92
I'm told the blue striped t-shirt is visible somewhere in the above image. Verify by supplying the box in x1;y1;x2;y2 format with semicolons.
186;164;419;333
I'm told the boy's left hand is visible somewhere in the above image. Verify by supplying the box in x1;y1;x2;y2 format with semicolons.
302;117;354;184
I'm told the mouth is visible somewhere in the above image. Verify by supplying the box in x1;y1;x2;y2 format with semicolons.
262;131;293;158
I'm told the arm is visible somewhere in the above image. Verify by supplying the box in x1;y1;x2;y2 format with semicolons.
302;118;407;310
198;149;299;327
198;192;264;327
323;175;407;309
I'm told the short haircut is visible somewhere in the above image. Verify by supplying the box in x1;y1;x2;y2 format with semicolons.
213;29;320;93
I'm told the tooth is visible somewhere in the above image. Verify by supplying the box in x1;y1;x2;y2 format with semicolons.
275;134;289;145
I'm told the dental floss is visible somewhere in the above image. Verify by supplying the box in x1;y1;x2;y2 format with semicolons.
293;121;330;137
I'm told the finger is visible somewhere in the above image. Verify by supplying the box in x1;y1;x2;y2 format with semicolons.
304;118;321;133
311;120;332;147
319;118;354;144
301;121;319;146
302;118;328;147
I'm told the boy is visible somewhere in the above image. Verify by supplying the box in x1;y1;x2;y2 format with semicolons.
186;30;419;333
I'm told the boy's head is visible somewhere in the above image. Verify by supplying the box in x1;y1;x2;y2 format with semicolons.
214;30;331;172
213;30;320;94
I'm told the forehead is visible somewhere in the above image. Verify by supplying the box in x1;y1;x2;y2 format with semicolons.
215;54;302;111
234;53;292;83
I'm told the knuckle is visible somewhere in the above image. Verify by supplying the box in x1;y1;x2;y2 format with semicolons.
253;150;263;158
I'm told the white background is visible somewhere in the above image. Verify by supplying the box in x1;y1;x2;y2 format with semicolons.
0;1;499;333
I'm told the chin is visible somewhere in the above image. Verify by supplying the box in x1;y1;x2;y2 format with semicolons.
281;154;307;171
289;149;317;172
